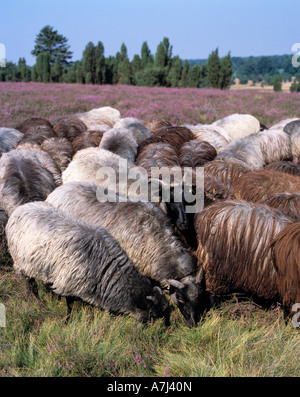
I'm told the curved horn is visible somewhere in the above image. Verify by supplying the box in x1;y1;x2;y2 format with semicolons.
167;279;185;289
153;286;163;295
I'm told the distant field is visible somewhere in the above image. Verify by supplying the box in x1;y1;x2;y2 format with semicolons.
0;82;299;379
0;82;300;128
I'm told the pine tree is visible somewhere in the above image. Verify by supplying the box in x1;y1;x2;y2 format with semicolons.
167;56;183;87
117;43;131;84
181;60;190;87
207;48;220;88
82;42;96;84
141;41;153;69
188;64;202;87
219;51;233;89
32;25;72;65
94;41;106;84
35;52;51;82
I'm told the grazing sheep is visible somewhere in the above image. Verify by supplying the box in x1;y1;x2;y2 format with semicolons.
249;129;292;165
6;201;171;324
136;136;165;157
194;200;293;304
264;161;300;177
192;126;229;154
114;117;152;145
144;120;172;134
269;118;299;131
74;106;121;129
136;142;180;171
216;137;264;169
0;128;24;153
212;113;260;141
271;222;300;316
187;124;230;142
263;193;300;221
152;126;195;154
46;182;205;327
203;174;235;201
290;132;300;164
53;118;87;142
18;125;56;145
72;130;104;153
0;150;56;216
179;140;217;168
99;128;138;163
283;119;300;136
15;117;53;133
233;170;300;203
41;137;74;172
204;158;252;186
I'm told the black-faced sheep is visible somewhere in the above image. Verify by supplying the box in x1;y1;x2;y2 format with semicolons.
212;113;260;141
233;170;300;203
6;201;171;324
194;200;293;305
263;193;300;221
179;140;217;168
113;117;152;145
0;128;24;153
0;150;56;216
271;222;300;317
46;181;205;327
99;128;138;163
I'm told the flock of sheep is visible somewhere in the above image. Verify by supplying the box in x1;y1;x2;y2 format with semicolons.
0;106;299;327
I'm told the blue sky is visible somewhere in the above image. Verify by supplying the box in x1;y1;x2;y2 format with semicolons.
0;0;299;65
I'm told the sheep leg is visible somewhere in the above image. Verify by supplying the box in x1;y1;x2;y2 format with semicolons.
65;296;76;322
25;277;40;301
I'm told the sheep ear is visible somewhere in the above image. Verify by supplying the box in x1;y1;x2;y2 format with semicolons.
167;279;185;289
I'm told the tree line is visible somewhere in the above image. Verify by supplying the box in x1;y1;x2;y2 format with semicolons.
0;25;233;89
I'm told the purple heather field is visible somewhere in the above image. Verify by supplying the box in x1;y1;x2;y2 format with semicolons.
0;82;300;128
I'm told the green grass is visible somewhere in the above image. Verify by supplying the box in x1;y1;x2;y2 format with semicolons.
0;259;299;377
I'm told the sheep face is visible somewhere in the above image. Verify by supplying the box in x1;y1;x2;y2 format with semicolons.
145;286;171;325
167;276;204;327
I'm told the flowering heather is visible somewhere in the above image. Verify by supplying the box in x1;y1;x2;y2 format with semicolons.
0;82;300;128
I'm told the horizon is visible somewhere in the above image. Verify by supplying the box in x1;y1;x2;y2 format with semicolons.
0;0;299;66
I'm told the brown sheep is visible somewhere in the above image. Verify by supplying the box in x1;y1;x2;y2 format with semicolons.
152;126;195;154
15;117;53;133
18;125;57;145
194;200;293;305
263;193;300;221
233;170;300;203
53;118;87;142
41;137;74;172
264;161;300;177
271;222;300;317
179;140;217;168
144;119;172;134
204;158;252;186
72;130;104;153
135;142;180;172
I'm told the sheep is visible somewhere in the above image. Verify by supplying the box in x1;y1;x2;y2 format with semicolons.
71;130;104;153
53;118;87;142
113;117;152;145
283;119;300;136
216;137;264;169
18;125;56;146
0;150;56;216
187;123;231;142
192;126;229;154
247;129;292;165
290;132;300;164
271;222;300;317
99;128;138;163
15;117;53;133
0;128;24;153
203;174;235;202
263;193;300;221
46;181;205;327
264;161;300;177
135;142;180;171
41;137;74;172
152;126;195;154
204;158;252;186
269;118;299;131
136;135;165;157
233;170;300;203
179;140;217;168
13;147;62;187
0;206;8;227
194;200;293;305
144;119;172;134
74;106;121;129
6;201;171;324
212;113;260;141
